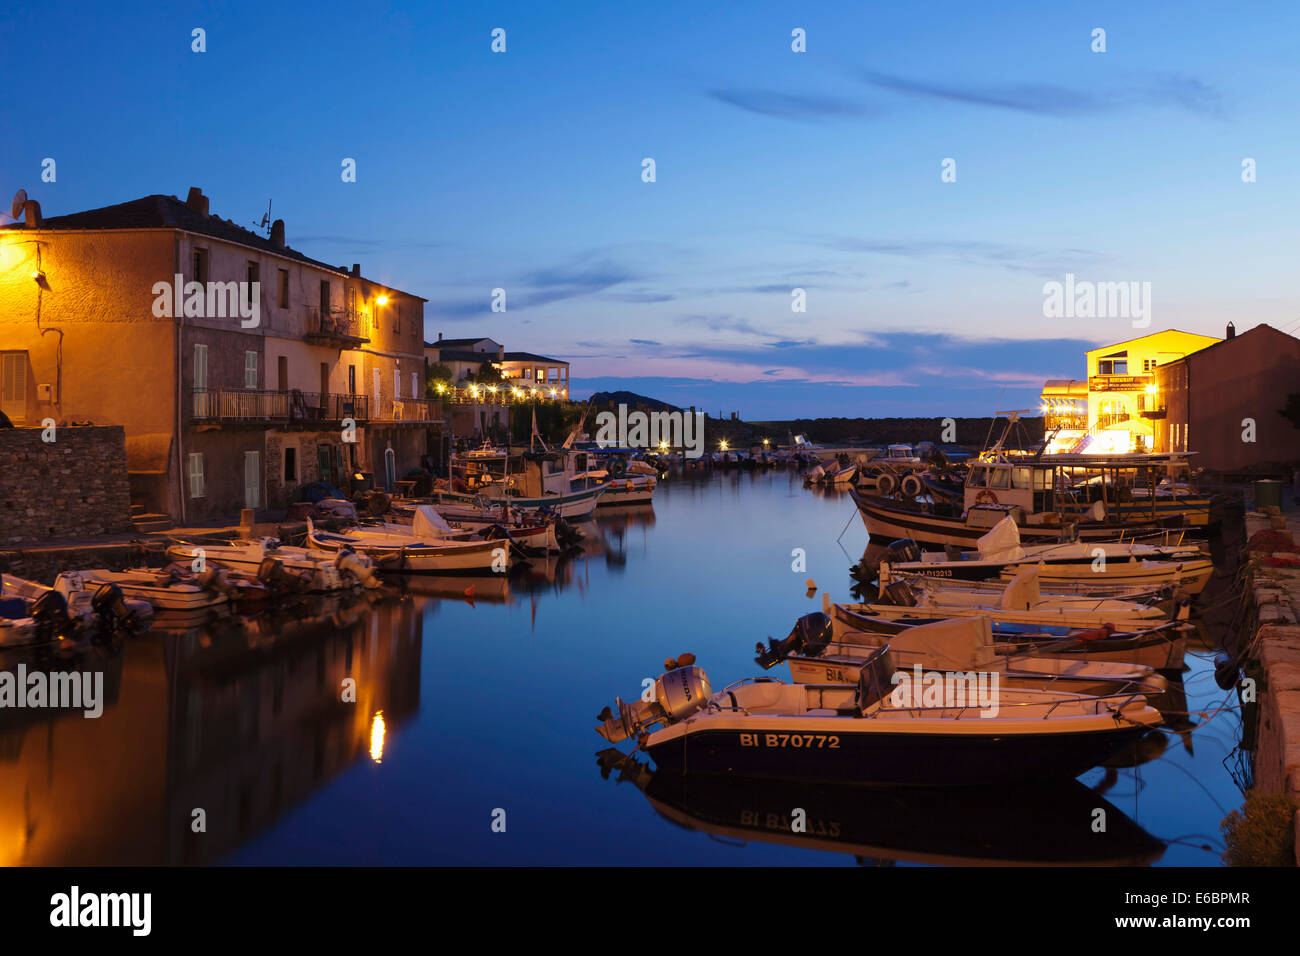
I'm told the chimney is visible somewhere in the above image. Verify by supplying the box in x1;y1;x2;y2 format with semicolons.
1226;321;1236;339
22;199;42;228
270;219;285;247
351;263;361;277
185;187;209;216
438;332;443;341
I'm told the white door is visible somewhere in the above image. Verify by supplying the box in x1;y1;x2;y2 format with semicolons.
244;450;261;509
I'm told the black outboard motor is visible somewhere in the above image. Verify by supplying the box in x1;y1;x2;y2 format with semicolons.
90;582;141;631
884;538;921;566
30;588;72;638
878;580;918;607
554;516;583;550
257;556;310;593
755;611;833;669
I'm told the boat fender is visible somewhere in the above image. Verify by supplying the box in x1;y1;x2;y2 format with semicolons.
875;472;898;496
901;473;924;498
1073;622;1117;643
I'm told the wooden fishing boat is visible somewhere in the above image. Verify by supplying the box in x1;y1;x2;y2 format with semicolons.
305;516;511;574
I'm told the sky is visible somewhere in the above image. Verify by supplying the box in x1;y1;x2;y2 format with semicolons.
3;0;1299;417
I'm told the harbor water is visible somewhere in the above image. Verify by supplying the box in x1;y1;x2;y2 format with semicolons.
0;468;1246;865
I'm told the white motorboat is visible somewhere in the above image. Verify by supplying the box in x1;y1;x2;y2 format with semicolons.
2;570;153;640
595;652;1161;786
306;512;512;574
166;538;382;591
74;568;230;612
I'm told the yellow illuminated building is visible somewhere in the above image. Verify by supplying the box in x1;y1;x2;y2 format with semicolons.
1041;330;1221;454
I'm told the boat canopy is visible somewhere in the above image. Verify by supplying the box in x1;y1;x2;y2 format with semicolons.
998;566;1041;611
413;505;454;538
977;516;1024;562
887;617;998;673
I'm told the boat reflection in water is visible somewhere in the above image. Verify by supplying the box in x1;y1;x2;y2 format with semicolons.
0;593;421;865
596;750;1166;866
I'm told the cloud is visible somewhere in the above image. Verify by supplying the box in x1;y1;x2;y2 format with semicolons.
810;235;1113;278
707;88;879;122
629;338;661;346
860;71;1223;118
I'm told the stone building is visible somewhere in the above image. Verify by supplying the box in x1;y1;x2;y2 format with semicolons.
1;188;433;526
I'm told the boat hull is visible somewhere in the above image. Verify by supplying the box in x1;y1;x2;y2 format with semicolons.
646;720;1154;786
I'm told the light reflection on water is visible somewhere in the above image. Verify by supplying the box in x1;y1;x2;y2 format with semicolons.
0;469;1242;865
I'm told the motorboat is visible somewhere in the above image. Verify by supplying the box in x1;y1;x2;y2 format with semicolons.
389;498;583;553
2;571;153;644
758;613;1169;698
435;446;608;519
828;604;1187;671
166;538;382;591
71;567;233;612
876;520;1213;595
594;651;1161;786
305;513;512;574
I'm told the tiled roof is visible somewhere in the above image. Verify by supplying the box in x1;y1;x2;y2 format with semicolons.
502;351;566;364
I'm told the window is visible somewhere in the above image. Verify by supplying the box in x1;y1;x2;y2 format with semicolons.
348;364;356;395
394;369;401;400
285;446;298;483
246;261;260;311
193;248;209;283
320;280;331;312
373;369;381;406
278;269;289;309
1142;358;1157;372
1;351;27;422
244;351;258;388
411;371;419;399
244;451;261;509
1098;359;1128;375
188;453;205;498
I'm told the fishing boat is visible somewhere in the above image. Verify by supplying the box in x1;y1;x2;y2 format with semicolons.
758;612;1169;697
389;498;583;553
435;446;608;519
829;603;1187;670
595;652;1161;786
874;519;1212;594
860;565;1179;628
305;513;512;574
165;538;382;591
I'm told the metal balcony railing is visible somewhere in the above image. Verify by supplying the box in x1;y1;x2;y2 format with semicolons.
191;389;369;424
303;307;370;343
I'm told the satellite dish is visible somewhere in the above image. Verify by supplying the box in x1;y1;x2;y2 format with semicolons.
11;189;28;221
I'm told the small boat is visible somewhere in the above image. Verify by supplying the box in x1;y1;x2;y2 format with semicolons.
306;513;512;574
71;567;240;612
758;612;1169;698
859;565;1177;628
595;652;1161;786
2;571;153;644
877;520;1213;595
166;538;382;591
390;499;583;552
829;604;1187;670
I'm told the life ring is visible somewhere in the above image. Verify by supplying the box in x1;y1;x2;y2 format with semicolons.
900;473;924;498
974;489;999;506
875;472;898;496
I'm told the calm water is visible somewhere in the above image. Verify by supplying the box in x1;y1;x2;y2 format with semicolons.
1;469;1244;866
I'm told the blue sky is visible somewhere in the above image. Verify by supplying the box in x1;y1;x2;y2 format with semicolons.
3;1;1298;417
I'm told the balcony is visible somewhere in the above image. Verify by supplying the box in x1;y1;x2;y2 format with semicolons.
303;307;370;347
376;398;440;423
192;389;369;425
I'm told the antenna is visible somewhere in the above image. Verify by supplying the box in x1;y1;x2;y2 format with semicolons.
11;189;28;221
253;199;272;236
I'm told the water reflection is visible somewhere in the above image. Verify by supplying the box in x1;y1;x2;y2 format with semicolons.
596;749;1166;866
0;594;420;865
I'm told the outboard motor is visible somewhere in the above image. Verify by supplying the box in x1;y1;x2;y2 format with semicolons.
595;660;711;743
554;516;582;550
755;611;833;669
258;556;310;593
878;580;918;607
884;538;921;566
90;582;147;631
30;588;72;637
334;546;382;589
196;567;230;592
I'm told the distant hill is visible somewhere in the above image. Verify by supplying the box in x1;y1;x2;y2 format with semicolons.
585;391;682;413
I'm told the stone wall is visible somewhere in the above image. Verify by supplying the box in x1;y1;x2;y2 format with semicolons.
0;425;134;543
